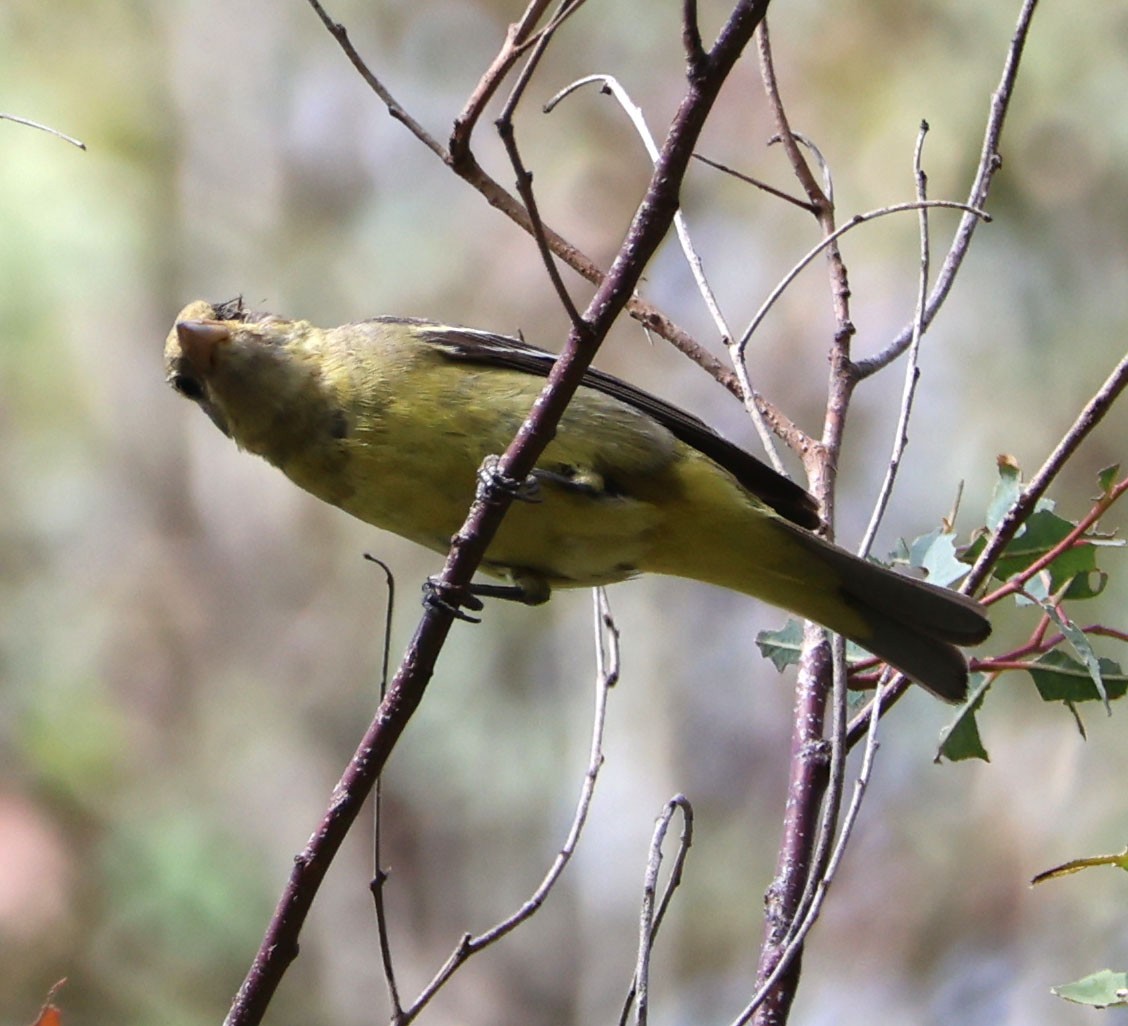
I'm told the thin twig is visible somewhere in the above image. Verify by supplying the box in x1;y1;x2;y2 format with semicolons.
735;200;987;361
692;152;816;212
449;0;557;160
856;0;1041;377
968;352;1128;595
758;19;851;514
304;0;446;159
303;0;741;396
494;9;586;327
858;121;933;557
682;0;707;69
451;0;590;158
363;557;403;1019
548;75;730;340
399;589;619;1023
755;23;827;214
0;112;86;149
623;796;694;1026
548;73;791;473
982;623;1128;672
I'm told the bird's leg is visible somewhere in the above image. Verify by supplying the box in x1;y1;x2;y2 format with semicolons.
421;578;486;623
422;574;551;618
420;457;555;618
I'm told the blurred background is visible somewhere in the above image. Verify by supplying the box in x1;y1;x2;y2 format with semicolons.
3;1;1127;1023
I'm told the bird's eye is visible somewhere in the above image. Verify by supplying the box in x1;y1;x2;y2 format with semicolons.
172;374;207;401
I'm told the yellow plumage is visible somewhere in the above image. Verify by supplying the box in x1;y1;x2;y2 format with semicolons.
165;300;990;701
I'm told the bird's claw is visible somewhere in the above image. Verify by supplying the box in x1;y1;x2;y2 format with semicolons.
476;455;542;504
422;578;485;623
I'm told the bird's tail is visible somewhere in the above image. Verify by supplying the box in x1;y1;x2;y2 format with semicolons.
771;522;991;702
653;490;991;701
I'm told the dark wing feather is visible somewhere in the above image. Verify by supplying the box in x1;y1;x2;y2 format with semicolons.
392;319;821;530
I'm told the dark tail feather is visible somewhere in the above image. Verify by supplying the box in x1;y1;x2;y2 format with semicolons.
812;540;992;703
842;601;974;702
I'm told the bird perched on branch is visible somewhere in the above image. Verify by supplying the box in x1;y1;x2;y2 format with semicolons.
165;299;990;701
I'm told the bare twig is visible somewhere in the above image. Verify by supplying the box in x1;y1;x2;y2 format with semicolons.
682;0;707;69
623;795;694;1026
450;0;590;161
550;75;731;340
0;112;86;149
548;73;790;473
303;0;740;394
858;121;934;557
758;19;853;515
856;0;1041;377
304;0;447;159
495;14;586;326
754;23;827;215
362;556;404;1019
397;590;620;1024
736;201;988;358
981;623;1128;674
966;352;1128;596
450;0;557;161
725;198;986;480
692;152;815;213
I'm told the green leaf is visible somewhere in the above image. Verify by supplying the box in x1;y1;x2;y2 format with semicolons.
968;504;1109;599
1052;969;1128;1008
1097;463;1120;495
936;675;992;762
985;455;1024;530
1027;650;1127;704
757;619;804;672
993;509;1074;577
1043;605;1109;708
907;529;970;588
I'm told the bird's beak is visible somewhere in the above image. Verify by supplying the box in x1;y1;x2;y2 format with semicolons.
176;320;231;376
168;321;233;437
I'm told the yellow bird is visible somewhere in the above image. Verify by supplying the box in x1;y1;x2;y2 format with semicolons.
165;299;990;701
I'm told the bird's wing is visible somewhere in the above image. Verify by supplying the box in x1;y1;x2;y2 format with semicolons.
394;320;821;530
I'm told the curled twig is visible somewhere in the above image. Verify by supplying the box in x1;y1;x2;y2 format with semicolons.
621;796;694;1026
397;589;619;1024
857;0;1040;377
736;199;989;357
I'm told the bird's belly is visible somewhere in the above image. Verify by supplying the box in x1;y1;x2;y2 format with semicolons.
485;489;660;588
333;433;665;589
